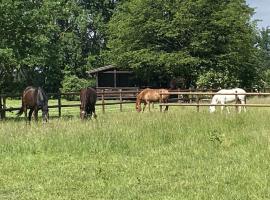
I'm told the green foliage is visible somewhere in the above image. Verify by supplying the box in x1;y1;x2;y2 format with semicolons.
196;70;239;89
0;0;268;93
0;49;17;93
262;69;270;87
0;0;118;93
257;28;270;87
107;0;262;88
61;75;95;100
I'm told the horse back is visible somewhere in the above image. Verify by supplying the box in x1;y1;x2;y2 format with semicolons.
139;88;169;102
22;87;38;107
37;87;48;106
80;88;97;108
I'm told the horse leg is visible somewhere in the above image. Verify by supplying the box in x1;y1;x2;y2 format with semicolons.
148;101;151;112
34;107;38;121
241;100;246;112
237;104;241;113
226;106;230;114
142;102;147;112
89;111;92;119
28;109;34;122
220;104;224;113
86;107;91;119
163;99;169;112
24;106;27;120
93;107;97;119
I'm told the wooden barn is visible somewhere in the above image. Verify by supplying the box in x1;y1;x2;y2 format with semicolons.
87;65;136;88
87;65;186;89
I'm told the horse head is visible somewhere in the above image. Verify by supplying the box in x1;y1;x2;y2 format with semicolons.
38;87;49;122
80;108;87;119
42;104;49;122
135;101;142;112
136;93;142;112
209;95;218;113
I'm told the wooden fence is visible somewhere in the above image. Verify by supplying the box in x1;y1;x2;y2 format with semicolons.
1;89;270;119
159;91;270;112
0;89;140;119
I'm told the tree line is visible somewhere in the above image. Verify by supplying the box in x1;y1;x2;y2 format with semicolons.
0;0;269;94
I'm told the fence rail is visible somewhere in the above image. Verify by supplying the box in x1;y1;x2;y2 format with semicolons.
2;89;270;119
0;89;140;119
159;91;270;112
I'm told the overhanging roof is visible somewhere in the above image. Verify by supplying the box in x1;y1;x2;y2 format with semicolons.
87;65;116;74
87;65;133;75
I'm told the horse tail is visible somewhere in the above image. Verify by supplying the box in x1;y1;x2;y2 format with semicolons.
17;103;24;116
17;107;24;116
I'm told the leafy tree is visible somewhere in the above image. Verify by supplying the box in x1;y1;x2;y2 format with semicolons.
0;0;121;93
107;0;262;88
256;28;270;86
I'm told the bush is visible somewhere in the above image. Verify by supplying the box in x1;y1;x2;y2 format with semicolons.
196;71;239;89
61;75;95;100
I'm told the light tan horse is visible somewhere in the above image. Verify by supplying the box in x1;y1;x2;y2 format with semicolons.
136;88;169;112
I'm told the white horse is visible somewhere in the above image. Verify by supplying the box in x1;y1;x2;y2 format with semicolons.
209;88;246;113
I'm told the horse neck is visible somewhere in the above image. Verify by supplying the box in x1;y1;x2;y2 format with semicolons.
136;95;142;106
37;88;48;106
211;95;219;104
159;89;169;100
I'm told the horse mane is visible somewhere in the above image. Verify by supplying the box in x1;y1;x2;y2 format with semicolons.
135;90;143;107
211;94;218;104
37;87;48;106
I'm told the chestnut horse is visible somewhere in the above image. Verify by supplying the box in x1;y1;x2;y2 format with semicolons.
136;88;169;112
17;86;49;122
80;88;97;119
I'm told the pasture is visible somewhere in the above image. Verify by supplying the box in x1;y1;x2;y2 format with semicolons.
1;97;270;199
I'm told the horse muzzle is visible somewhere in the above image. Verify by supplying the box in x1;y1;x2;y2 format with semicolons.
80;110;87;119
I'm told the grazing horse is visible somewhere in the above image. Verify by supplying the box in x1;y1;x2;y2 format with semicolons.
17;86;49;122
80;88;97;119
136;88;169;112
209;88;246;113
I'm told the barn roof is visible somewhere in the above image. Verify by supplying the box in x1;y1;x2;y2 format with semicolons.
87;65;116;74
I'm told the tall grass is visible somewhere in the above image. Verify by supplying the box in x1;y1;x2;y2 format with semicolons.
0;107;270;199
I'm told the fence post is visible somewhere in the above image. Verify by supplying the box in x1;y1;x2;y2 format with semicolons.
196;94;200;112
102;89;105;113
2;96;6;119
189;88;192;103
0;95;2;120
119;89;123;112
58;92;62;118
177;88;181;103
159;90;162;112
235;91;238;113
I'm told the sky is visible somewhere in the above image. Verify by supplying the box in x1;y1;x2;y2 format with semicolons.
246;0;270;28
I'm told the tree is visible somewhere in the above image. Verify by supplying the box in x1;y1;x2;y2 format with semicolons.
256;27;270;86
0;0;121;93
107;0;262;88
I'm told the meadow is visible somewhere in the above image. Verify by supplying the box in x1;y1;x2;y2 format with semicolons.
0;97;270;199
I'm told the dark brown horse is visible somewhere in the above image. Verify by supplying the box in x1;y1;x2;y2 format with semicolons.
17;86;49;122
136;88;169;112
80;88;97;119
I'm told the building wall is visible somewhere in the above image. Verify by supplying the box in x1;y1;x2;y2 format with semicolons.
98;73;135;87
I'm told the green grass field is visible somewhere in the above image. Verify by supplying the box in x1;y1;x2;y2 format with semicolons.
1;97;270;199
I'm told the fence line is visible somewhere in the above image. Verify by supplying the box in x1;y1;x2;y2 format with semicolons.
159;91;270;112
2;89;270;119
0;89;140;119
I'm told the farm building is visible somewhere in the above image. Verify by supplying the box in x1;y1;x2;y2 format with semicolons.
87;65;136;88
87;65;187;89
